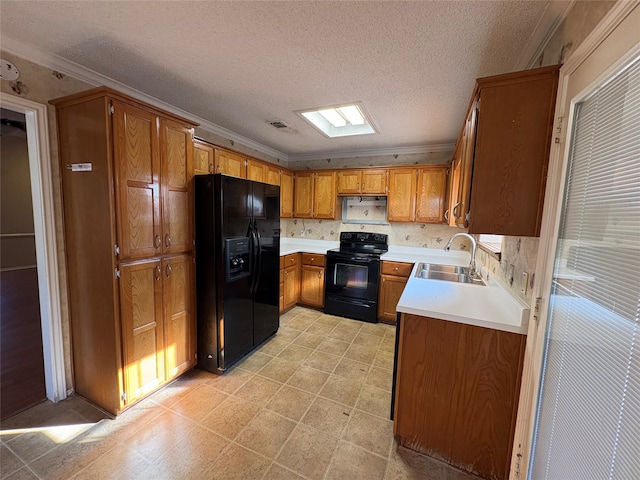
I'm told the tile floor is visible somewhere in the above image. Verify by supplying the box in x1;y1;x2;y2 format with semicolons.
1;307;481;480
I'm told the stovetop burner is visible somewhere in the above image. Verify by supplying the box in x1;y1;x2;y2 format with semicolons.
334;231;388;257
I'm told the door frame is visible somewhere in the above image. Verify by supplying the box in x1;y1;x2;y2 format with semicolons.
510;3;640;478
1;95;67;403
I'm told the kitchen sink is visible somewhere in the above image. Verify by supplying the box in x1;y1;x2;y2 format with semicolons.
415;263;485;285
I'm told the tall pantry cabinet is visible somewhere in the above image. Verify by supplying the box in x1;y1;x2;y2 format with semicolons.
52;87;197;415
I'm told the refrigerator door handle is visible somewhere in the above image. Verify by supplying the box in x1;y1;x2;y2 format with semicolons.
254;221;262;293
250;222;259;294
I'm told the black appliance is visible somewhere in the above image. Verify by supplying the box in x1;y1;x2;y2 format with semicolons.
195;174;280;373
324;232;388;323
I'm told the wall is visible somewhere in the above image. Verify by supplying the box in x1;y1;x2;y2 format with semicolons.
472;0;617;306
289;150;452;171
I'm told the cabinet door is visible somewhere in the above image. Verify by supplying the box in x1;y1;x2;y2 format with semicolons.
193;140;214;175
361;169;388;195
293;172;314;218
163;254;195;380
299;265;324;308
415;166;447;223
215;149;246;178
112;100;161;261
388;169;417;222
161;118;193;255
265;164;281;186
313;171;337;219
246;159;265;183
280;170;294;218
337;170;361;194
446;156;462;227
283;265;299;310
119;259;164;405
378;274;408;323
456;105;478;228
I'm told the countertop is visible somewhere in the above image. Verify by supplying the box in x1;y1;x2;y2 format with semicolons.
279;237;530;335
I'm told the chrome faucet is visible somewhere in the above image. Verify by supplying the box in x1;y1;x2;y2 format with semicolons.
444;233;478;278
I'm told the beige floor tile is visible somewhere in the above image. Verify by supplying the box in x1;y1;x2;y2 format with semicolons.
373;350;395;370
325;440;388;480
315;338;350;356
262;463;306;480
333;358;371;383
1;445;25;477
353;331;384;349
275;326;303;343
319;374;363;407
344;343;379;364
232;375;282;406
2;467;39;480
69;443;150;480
169;384;228;422
380;335;396;353
98;397;165;439
277;344;314;363
292;331;325;349
285;315;316;332
385;443;456;480
316;313;342;326
276;424;338;480
360;322;388;338
60;396;110;424
264;386;316;421
336;318;364;331
235;351;274;373
148;377;195;408
257;357;299;384
258;336;291;356
286;366;329;394
3;430;59;464
343;410;393;458
301;397;352;438
303;350;341;374
328;325;360;343
304;322;336;336
235;409;296;458
202;443;270;480
366;367;393;392
356;385;392;419
200;397;260;440
206;367;254;394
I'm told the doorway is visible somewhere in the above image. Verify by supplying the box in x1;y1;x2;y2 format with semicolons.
0;96;67;413
1;108;46;418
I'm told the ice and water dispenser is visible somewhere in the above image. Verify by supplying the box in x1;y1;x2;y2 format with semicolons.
224;237;251;283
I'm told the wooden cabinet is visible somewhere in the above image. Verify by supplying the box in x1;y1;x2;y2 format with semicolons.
313;171;337;219
214;148;246;178
388;167;447;223
293;172;314;218
445;153;463;227
394;313;526;480
299;253;325;308
282;254;299;311
280;170;294;218
378;261;413;324
193;139;214;175
454;65;560;235
265;164;281;186
52;87;197;414
337;169;388;195
246;158;265;182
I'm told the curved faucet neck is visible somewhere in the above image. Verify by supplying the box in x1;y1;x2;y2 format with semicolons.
444;233;478;277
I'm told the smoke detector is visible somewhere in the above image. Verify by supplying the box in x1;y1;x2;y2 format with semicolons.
0;59;20;81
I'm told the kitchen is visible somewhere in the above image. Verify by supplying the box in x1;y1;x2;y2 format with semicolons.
1;1;639;480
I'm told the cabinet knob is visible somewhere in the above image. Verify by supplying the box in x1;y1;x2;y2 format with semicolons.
318;271;322;278
394;267;399;271
155;234;161;249
311;257;314;261
165;234;171;248
155;265;161;280
166;264;172;277
209;163;214;173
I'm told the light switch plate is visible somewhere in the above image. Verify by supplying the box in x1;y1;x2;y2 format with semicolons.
521;272;529;295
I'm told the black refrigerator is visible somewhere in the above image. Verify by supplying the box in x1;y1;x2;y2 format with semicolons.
195;174;280;373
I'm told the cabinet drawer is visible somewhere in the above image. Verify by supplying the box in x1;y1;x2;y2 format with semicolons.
381;261;413;277
283;253;298;267
301;253;325;267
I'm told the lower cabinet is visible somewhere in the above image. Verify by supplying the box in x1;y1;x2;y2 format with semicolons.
282;253;300;312
299;253;325;308
119;254;195;406
394;313;526;480
378;261;413;324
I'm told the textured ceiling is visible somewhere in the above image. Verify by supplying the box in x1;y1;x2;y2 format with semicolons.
1;1;559;159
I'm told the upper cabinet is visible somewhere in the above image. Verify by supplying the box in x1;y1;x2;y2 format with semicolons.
193;139;214;175
388;166;447;223
214;148;246;178
280;170;294;218
293;171;338;219
453;65;560;236
246;158;265;182
337;169;388;195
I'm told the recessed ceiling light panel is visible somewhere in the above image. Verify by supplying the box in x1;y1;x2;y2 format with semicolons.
296;102;377;138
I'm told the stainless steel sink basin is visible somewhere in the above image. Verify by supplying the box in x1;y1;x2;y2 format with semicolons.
415;263;485;286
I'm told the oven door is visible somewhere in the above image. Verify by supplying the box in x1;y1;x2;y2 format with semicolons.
325;252;380;302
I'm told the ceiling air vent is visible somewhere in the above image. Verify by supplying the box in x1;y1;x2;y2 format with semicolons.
269;121;288;129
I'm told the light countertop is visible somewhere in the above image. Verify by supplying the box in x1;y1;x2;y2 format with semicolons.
279;237;530;335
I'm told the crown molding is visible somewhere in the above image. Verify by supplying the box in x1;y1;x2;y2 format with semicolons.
514;0;575;70
287;143;455;163
1;37;289;161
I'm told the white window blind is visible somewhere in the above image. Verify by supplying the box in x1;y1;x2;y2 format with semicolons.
531;53;640;479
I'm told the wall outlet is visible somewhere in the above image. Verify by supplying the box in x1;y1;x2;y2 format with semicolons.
521;272;529;295
508;264;515;286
